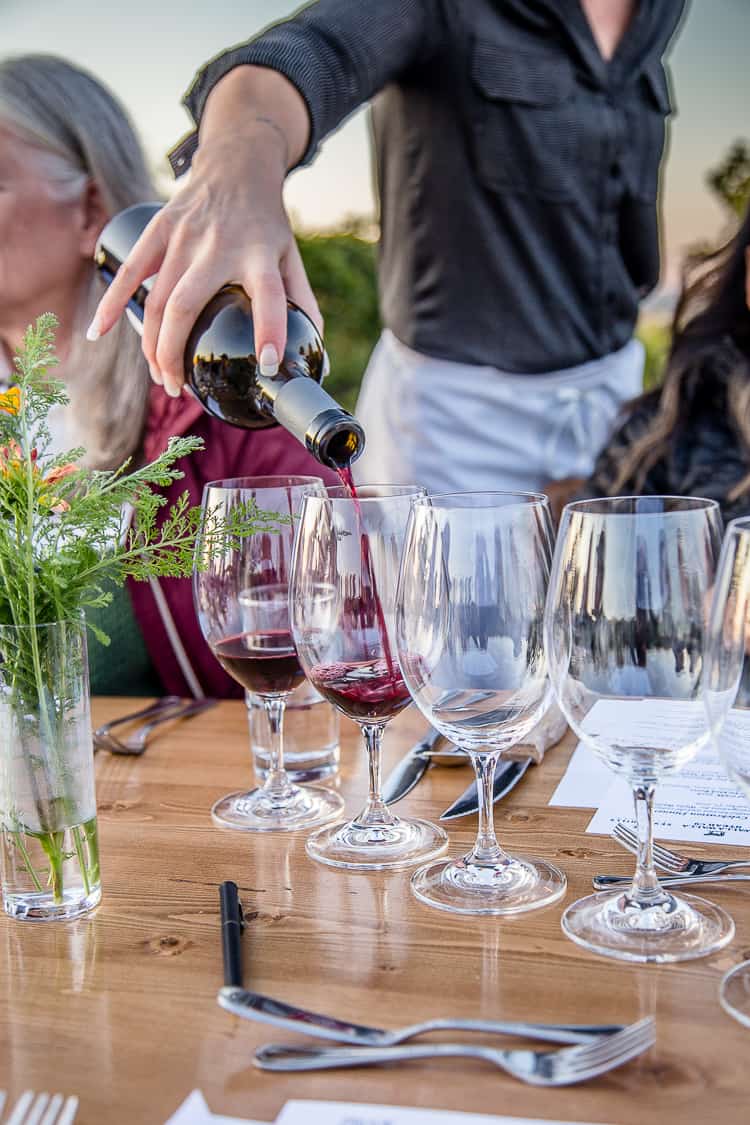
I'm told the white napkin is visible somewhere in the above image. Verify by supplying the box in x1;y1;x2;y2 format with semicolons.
165;1094;609;1125
163;1090;265;1125
277;1104;612;1125
508;699;569;764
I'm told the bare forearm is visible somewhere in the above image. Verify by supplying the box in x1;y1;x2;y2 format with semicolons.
199;65;310;174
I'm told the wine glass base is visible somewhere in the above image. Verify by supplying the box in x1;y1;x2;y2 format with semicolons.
211;784;344;832
410;853;567;916
305;816;447;871
562;889;735;963
720;961;750;1027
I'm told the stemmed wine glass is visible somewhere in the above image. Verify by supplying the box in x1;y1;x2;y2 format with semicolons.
290;484;448;870
546;496;735;961
396;491;567;914
704;516;750;1024
193;475;344;831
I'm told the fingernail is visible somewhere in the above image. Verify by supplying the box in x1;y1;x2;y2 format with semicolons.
149;365;163;386
259;343;279;376
165;382;182;399
85;319;101;342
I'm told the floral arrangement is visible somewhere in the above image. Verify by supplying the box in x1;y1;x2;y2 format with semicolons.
0;314;254;912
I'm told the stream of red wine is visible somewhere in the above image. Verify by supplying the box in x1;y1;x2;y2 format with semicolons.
335;466;398;685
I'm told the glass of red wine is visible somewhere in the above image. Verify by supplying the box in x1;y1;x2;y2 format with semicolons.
193;476;344;831
290;485;448;869
396;492;567;914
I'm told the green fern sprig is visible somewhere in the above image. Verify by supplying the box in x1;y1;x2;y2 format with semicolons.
0;313;269;694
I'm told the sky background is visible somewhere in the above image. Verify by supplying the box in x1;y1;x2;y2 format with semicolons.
2;0;748;292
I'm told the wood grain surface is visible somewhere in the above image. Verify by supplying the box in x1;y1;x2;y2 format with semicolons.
0;698;747;1124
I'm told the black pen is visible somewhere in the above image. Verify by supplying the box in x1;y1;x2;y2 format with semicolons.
219;880;245;988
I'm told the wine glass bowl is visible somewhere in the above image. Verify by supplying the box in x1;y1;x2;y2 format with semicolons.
396;491;566;915
290;485;448;870
546;495;734;961
704;516;750;1023
193;475;344;831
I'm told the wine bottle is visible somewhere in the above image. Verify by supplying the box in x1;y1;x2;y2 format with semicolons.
94;203;365;470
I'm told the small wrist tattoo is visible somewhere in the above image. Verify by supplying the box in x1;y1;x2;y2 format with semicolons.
249;116;290;167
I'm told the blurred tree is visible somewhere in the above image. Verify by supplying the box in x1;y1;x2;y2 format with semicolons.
706;139;750;220
298;226;380;412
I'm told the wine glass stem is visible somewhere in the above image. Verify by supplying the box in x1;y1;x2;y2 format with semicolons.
629;783;670;906
260;697;295;799
466;751;508;865
352;722;399;829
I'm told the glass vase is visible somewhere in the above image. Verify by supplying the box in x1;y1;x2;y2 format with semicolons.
0;618;101;921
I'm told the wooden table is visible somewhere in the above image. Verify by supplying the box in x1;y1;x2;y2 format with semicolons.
1;698;747;1124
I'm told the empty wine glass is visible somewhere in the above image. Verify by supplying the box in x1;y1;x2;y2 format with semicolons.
546;496;734;961
396;491;566;914
704;516;750;1024
193;475;344;831
290;485;448;870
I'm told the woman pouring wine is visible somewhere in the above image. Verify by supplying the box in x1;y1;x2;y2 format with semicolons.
90;0;689;492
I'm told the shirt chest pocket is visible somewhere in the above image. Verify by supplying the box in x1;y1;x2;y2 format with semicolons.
626;62;673;201
469;42;579;203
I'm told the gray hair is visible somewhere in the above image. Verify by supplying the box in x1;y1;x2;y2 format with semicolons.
0;54;160;469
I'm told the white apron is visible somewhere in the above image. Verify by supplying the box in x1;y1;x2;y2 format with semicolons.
353;330;644;493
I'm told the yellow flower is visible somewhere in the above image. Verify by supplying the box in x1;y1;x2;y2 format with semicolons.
0;387;21;416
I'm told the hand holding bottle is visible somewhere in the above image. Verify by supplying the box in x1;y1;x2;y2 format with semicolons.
88;66;321;398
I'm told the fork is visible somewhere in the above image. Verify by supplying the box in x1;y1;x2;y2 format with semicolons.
94;697;215;755
253;1017;655;1085
93;695;181;750
613;822;750;877
593;871;750;889
3;1090;78;1124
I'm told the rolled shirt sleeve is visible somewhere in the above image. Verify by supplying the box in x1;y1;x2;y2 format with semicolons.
174;0;441;170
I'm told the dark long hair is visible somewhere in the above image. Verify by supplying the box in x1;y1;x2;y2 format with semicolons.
609;206;750;496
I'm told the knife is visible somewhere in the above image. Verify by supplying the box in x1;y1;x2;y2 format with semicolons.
439;756;533;820
218;985;623;1046
381;727;456;805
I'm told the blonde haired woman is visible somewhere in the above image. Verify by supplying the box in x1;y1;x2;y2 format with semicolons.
0;54;333;696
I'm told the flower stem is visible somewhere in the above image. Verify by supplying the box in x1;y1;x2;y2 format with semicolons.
10;829;44;893
72;826;91;896
39;830;65;904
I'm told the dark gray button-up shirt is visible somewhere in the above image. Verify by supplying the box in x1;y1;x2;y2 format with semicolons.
171;0;686;374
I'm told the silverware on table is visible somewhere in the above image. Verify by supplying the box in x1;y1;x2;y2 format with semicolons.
2;1090;78;1124
439;756;533;820
381;727;458;805
592;871;750;890
217;984;625;1046
612;822;750;877
93;696;181;745
252;1017;656;1085
93;697;215;755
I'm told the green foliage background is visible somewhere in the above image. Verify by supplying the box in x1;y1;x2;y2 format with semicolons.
298;229;380;413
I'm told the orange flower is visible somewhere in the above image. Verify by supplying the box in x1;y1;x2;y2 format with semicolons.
44;462;78;487
0;387;21;416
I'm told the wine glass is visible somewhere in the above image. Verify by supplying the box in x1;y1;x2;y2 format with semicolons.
290;484;448;870
396;491;567;914
546;496;734;961
704;516;750;1024
193;475;344;831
